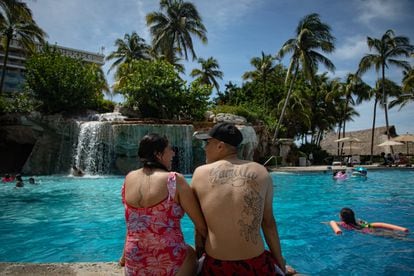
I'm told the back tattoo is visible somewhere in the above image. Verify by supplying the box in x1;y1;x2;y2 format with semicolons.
208;164;264;244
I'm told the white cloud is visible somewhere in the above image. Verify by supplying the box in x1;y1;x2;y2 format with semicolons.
354;0;406;26
333;35;368;60
197;0;264;30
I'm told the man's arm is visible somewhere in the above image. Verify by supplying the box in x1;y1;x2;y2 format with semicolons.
261;175;286;272
191;168;207;258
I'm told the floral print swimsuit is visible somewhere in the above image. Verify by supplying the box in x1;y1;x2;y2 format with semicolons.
122;172;187;275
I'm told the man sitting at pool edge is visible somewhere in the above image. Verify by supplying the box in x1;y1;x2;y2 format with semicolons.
191;122;295;275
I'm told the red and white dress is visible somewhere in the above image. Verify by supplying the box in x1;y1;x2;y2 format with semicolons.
122;172;188;275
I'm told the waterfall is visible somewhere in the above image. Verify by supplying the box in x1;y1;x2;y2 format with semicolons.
72;122;194;175
239;125;258;160
74;121;114;175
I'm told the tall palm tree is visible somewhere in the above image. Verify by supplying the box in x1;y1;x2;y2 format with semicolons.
190;57;223;92
367;79;400;160
146;0;207;64
106;32;150;73
340;73;370;141
0;0;47;94
357;29;413;141
273;13;335;142
242;51;276;109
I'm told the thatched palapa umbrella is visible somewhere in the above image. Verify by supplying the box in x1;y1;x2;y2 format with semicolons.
334;137;363;156
392;134;414;155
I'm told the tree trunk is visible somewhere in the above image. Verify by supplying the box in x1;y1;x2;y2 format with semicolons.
370;96;378;162
273;65;298;143
337;122;342;157
0;37;12;95
382;63;393;154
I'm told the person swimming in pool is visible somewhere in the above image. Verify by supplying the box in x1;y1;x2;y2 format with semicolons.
329;207;409;235
333;170;347;180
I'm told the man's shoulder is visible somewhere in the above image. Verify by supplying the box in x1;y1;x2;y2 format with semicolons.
240;160;268;172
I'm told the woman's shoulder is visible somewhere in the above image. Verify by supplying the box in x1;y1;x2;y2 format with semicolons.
125;169;142;178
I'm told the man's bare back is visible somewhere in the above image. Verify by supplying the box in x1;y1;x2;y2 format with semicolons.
192;159;271;260
192;122;287;274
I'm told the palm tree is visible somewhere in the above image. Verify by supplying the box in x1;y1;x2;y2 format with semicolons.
0;0;47;94
190;57;223;92
340;73;370;141
148;45;185;73
86;63;110;99
106;32;150;73
273;13;335;142
146;0;207;64
389;67;414;110
357;29;413;141
242;51;276;109
367;79;400;159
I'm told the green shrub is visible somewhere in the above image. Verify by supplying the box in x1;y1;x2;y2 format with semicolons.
25;45;107;114
0;92;39;114
96;98;116;113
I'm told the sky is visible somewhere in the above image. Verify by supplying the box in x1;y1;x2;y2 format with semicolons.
26;0;414;134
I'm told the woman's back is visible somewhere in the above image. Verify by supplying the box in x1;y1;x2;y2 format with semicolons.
124;169;170;208
122;169;187;275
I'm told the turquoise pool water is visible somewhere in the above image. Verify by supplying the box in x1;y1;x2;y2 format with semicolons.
0;170;413;274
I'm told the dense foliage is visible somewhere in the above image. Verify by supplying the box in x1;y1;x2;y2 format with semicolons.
0;91;39;113
24;46;110;114
116;59;210;120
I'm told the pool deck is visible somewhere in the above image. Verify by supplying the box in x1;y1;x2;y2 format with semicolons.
0;262;123;275
1;164;411;275
269;164;414;172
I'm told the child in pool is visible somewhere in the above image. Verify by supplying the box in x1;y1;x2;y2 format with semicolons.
329;207;409;235
333;170;347;180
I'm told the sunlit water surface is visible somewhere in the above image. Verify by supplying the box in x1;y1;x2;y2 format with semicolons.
1;170;413;275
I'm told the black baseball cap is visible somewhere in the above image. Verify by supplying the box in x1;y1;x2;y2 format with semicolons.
194;122;243;147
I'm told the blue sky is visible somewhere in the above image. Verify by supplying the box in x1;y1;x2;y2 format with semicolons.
26;0;414;134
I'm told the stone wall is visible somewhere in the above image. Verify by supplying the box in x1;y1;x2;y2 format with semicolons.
0;113;77;175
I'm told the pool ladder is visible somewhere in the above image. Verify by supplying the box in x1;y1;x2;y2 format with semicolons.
263;155;279;167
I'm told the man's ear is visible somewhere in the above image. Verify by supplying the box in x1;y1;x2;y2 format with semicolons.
216;141;225;150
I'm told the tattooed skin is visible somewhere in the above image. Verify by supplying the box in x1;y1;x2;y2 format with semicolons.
209;163;263;244
238;187;263;244
208;163;258;187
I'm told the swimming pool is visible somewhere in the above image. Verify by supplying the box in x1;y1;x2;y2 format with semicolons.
0;170;413;274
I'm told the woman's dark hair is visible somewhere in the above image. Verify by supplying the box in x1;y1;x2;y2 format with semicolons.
138;133;169;171
340;207;362;229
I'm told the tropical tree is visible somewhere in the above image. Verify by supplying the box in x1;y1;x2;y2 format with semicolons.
190;57;223;93
146;0;207;64
242;51;276;109
86;63;110;99
357;29;413;140
367;79;401;160
340;73;370;139
115;59;185;118
106;32;150;73
0;0;47;94
148;45;185;73
274;13;335;141
25;46;107;114
389;67;414;110
214;81;240;105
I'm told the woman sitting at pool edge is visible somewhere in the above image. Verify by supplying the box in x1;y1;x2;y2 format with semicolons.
329;207;409;235
119;133;207;275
